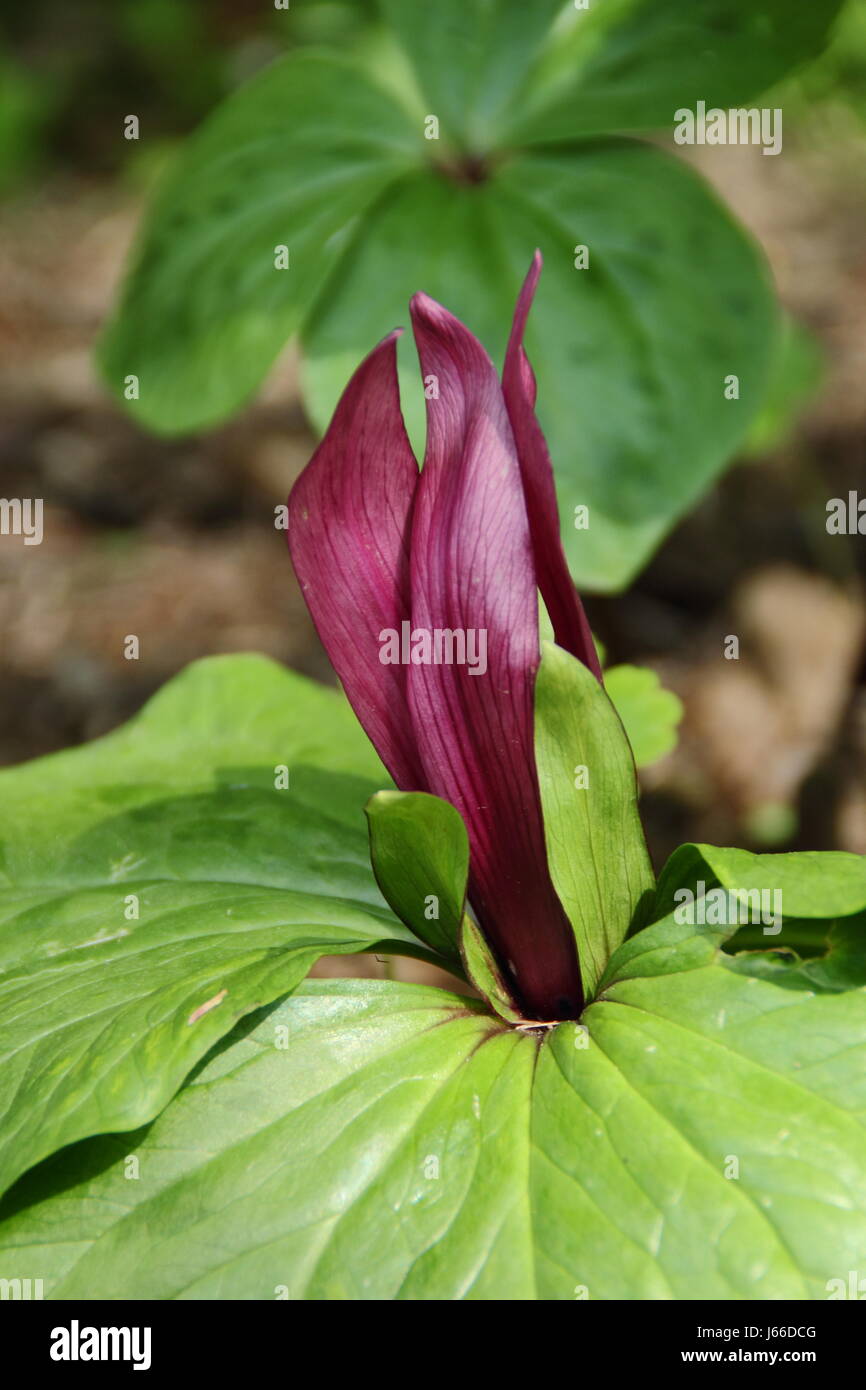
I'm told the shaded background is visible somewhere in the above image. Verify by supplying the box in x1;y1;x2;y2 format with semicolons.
2;0;865;938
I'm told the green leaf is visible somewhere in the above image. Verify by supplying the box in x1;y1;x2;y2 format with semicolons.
510;0;846;145
97;51;421;434
362;790;525;1019
0;981;537;1300
605;663;683;767
376;0;563;150
534;642;655;997
652;843;866;987
724;913;866;994
652;842;721;920
682;845;866;920
0;655;444;1201
459;915;522;1024
303;143;776;590
0;45;53;192
533;909;866;1299
5;906;866;1299
744;315;824;455
364;790;467;960
779;0;866;129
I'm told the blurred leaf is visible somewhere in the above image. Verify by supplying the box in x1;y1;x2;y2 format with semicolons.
742;800;801;846
0;48;53;190
116;0;224;113
376;0;563;149
510;0;846;144
98;51;421;434
745;315;824;454
99;1;842;586
119;0;209;67
775;0;866;128
605;663;683;767
280;0;380;53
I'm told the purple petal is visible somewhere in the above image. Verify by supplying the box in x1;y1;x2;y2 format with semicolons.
408;292;583;1020
503;252;603;682
287;332;426;791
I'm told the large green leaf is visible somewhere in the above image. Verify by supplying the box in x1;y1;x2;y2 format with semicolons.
534;643;654;996
302;143;775;589
510;0;846;144
535;910;866;1299
97;51;421;434
0;982;535;1300
4;904;866;1299
376;0;563;150
0;655;443;1201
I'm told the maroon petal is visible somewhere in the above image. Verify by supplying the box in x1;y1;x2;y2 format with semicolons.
408;291;583;1020
287;332;426;791
503;252;603;682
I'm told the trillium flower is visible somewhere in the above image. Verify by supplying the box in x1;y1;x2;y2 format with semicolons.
288;254;602;1021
